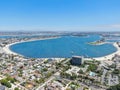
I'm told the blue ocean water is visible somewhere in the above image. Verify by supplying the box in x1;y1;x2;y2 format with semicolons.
10;35;117;58
0;36;15;38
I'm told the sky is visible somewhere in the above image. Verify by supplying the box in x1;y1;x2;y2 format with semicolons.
0;0;120;32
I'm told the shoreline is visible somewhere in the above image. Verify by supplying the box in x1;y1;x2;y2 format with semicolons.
3;43;19;56
2;38;120;60
2;37;61;57
93;42;120;61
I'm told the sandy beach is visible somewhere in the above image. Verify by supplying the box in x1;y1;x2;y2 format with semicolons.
3;43;19;55
94;42;120;61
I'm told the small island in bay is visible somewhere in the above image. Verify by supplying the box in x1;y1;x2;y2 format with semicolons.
88;38;106;45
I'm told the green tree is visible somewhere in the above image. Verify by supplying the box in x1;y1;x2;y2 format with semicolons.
0;79;11;88
42;68;48;72
87;64;97;72
40;78;44;83
70;73;77;80
78;69;84;74
45;72;52;78
6;76;16;83
14;87;19;90
107;84;120;90
112;69;120;75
